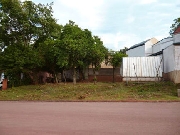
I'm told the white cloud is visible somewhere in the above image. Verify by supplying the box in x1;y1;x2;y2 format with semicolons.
22;0;179;51
126;16;135;24
100;32;142;50
160;13;171;17
139;0;157;5
159;3;173;7
53;0;106;31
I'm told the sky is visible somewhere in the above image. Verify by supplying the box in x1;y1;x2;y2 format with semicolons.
30;0;180;51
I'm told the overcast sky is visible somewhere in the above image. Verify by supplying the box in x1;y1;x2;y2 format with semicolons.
30;0;180;50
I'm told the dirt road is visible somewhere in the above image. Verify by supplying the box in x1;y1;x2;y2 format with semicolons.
0;101;180;135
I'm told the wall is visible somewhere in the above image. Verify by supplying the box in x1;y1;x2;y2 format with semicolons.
163;45;174;73
152;37;173;54
173;33;180;44
88;68;120;76
126;45;145;57
87;75;122;82
85;68;122;82
121;57;162;81
174;45;180;83
163;45;180;83
145;38;158;56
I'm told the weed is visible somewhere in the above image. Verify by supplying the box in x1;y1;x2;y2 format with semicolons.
0;82;179;101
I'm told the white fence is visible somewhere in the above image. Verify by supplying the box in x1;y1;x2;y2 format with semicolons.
120;57;162;81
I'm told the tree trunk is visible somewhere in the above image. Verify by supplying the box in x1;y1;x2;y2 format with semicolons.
28;71;38;84
93;68;97;84
113;67;115;83
53;72;58;83
63;70;66;84
81;67;86;81
73;67;76;84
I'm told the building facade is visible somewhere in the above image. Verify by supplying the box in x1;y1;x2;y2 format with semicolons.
126;38;158;57
125;26;180;83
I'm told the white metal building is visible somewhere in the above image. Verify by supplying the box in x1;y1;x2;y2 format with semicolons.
124;26;180;83
161;28;180;83
151;37;173;57
126;38;158;57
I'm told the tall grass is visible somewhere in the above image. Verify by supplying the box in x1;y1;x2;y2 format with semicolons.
0;82;179;101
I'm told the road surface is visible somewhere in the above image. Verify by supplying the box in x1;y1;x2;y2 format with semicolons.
0;101;180;135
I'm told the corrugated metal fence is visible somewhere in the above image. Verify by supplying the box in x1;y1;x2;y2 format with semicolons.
121;57;162;78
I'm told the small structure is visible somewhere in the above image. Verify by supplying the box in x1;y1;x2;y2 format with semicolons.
126;38;158;57
2;79;8;90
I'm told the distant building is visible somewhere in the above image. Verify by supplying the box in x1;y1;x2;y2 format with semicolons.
150;37;173;57
124;26;180;83
126;38;158;57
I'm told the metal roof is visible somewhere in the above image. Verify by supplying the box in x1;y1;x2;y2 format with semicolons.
127;39;150;51
152;37;172;47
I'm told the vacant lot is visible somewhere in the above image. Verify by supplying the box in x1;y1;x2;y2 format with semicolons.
0;82;180;101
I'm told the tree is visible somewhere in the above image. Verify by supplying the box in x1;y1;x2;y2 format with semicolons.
0;0;56;48
0;43;44;85
109;51;127;83
89;36;108;83
169;17;180;36
61;21;88;84
0;0;57;85
76;29;94;81
120;47;128;54
38;38;68;83
0;0;109;85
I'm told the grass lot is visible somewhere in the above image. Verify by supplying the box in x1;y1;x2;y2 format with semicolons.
0;82;180;101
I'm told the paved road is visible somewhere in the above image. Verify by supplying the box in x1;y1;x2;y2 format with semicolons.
0;101;180;135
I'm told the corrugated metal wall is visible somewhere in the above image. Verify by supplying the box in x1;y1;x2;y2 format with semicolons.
174;33;180;44
152;37;173;54
121;57;162;77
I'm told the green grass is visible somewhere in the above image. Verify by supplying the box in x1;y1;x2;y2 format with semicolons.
0;81;180;101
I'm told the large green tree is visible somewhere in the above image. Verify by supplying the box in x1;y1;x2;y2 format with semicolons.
61;21;88;84
38;38;68;83
0;0;108;85
0;0;57;84
0;43;44;85
0;0;56;47
169;17;180;35
77;29;94;81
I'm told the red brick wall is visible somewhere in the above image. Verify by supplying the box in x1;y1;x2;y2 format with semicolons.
86;75;122;82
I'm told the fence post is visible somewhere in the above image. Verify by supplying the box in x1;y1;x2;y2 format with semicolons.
2;79;7;90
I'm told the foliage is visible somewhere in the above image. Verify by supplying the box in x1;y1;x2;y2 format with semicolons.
91;36;108;70
109;51;127;68
60;21;108;84
89;36;108;83
0;0;56;48
61;21;88;84
108;51;127;82
0;1;108;85
169;17;180;35
119;47;128;54
0;0;57;84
